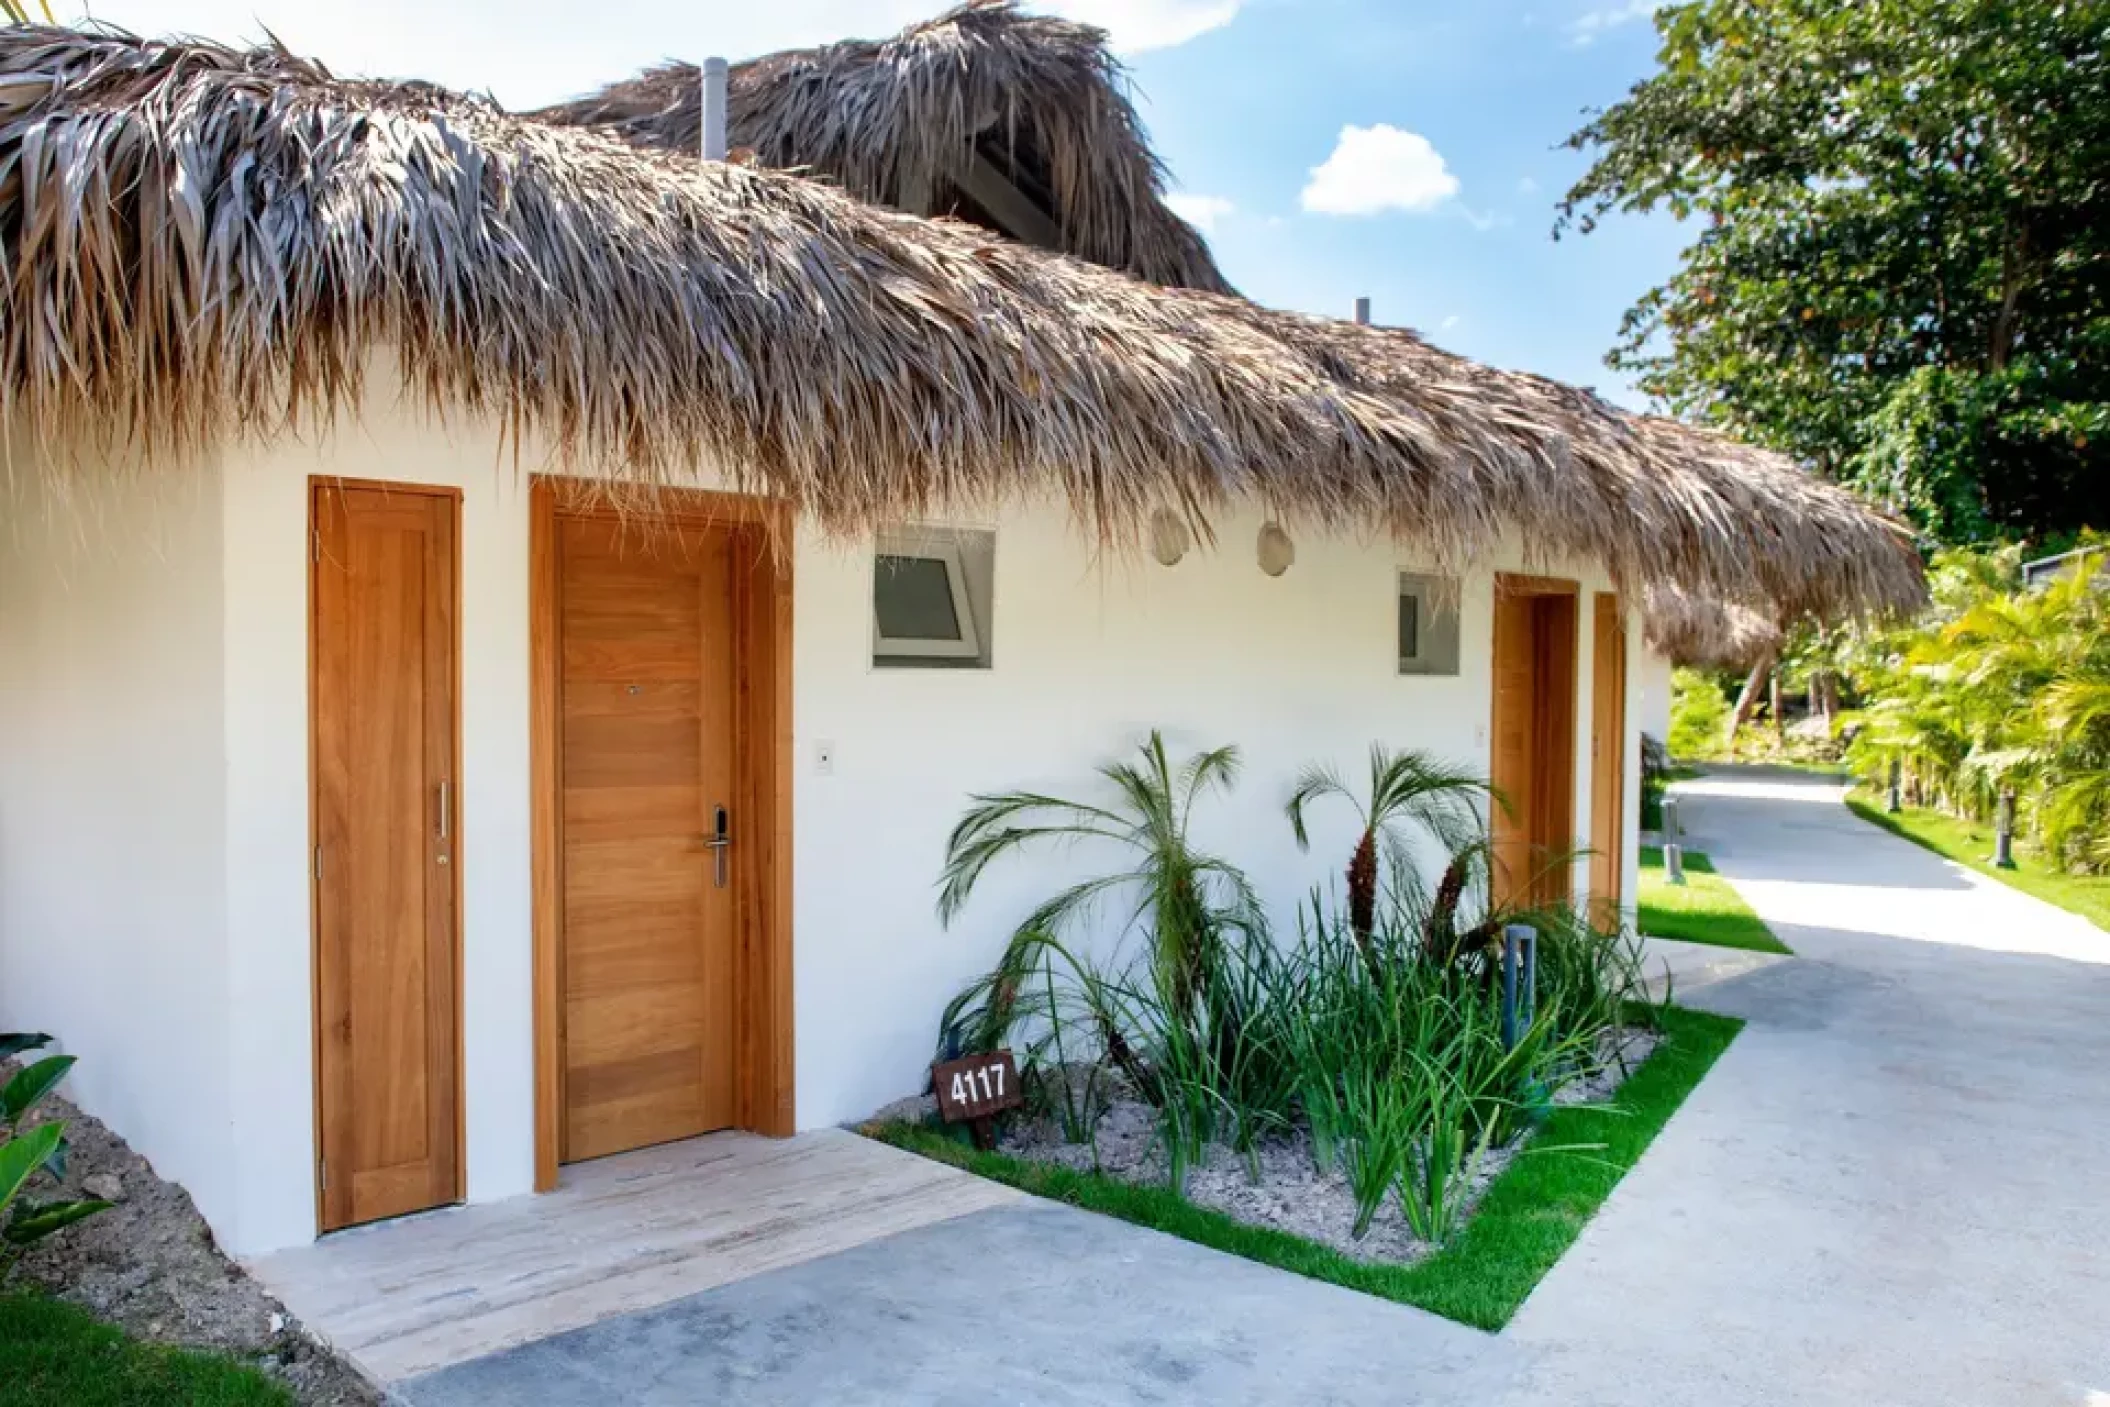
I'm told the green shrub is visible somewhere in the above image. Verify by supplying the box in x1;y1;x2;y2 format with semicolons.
1668;669;1733;760
936;736;1645;1245
1;1034;111;1282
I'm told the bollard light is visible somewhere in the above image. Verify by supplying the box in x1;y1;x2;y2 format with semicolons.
1993;787;2017;870
1663;795;1687;886
1500;923;1538;1052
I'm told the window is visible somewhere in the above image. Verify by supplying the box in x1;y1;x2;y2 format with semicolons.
1398;572;1461;675
873;527;995;668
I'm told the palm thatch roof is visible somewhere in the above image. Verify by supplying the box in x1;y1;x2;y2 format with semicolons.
534;1;1231;294
0;26;1921;621
1642;585;1787;668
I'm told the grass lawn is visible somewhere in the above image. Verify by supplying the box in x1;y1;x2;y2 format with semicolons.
1637;846;1792;955
0;1293;289;1407
865;1004;1742;1332
1845;796;2110;934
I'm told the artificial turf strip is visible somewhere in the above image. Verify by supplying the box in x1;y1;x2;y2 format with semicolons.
1637;846;1792;955
864;1004;1743;1332
0;1293;291;1407
1846;796;2110;935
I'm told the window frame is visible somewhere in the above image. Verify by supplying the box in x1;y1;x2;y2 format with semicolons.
1397;571;1460;676
872;532;981;661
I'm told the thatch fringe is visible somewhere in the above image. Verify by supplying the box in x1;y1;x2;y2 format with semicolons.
1642;585;1786;668
0;26;1922;619
535;1;1232;294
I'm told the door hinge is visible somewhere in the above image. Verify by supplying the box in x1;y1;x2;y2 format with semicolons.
313;845;323;881
318;1158;328;1192
312;528;321;563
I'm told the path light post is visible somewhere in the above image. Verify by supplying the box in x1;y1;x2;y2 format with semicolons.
1993;787;2018;870
1663;795;1687;886
1888;760;1903;814
1501;924;1538;1051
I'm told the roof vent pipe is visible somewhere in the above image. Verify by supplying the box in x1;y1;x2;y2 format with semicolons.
1353;296;1372;325
701;57;729;161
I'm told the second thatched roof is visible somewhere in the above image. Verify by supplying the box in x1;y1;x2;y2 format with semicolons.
535;1;1231;294
1641;586;1787;668
0;26;1920;620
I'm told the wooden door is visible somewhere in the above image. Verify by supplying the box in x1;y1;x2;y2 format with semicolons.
1589;593;1629;921
312;483;462;1232
558;517;739;1163
1489;577;1578;909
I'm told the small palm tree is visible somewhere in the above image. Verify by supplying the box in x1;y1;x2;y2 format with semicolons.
1285;745;1490;971
1;3;55;24
938;731;1266;1031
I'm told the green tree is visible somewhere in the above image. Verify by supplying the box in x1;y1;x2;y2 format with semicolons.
1560;0;2110;543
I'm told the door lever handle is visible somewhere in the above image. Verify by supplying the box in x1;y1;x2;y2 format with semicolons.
703;805;731;888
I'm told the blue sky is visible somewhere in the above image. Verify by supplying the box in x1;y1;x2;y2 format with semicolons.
67;0;1686;405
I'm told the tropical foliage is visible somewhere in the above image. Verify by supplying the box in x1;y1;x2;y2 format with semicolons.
1841;543;2109;872
934;735;1646;1242
1;1034;111;1282
1561;0;2110;544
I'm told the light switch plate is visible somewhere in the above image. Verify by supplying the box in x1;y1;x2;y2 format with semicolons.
815;741;836;775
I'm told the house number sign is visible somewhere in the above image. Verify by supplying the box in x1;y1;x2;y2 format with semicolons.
931;1049;1021;1148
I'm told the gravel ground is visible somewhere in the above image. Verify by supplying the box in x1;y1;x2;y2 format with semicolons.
898;1027;1659;1267
5;1062;380;1405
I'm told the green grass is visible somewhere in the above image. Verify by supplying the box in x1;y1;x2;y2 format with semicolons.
0;1294;289;1406
864;1004;1742;1331
1846;796;2110;934
1637;846;1791;954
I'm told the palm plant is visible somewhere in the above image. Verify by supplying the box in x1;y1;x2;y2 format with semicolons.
938;731;1266;1034
1285;745;1489;972
0;3;54;24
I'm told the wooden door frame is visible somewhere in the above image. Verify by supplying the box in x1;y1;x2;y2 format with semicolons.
1589;592;1629;922
1491;573;1580;908
530;479;796;1192
307;476;467;1232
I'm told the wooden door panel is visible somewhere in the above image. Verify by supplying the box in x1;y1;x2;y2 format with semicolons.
1489;580;1579;910
559;519;738;1164
312;484;461;1233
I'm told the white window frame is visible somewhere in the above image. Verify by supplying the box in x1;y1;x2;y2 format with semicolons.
873;532;981;660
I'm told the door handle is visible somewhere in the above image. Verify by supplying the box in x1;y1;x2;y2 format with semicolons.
437;780;451;841
703;804;731;889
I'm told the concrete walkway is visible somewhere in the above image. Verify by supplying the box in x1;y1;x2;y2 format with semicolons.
402;772;2110;1406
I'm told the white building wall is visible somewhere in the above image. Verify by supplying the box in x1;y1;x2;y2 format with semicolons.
4;384;1641;1254
1638;643;1675;749
0;448;238;1235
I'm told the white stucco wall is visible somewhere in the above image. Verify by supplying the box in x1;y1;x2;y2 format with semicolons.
2;383;1643;1255
0;449;238;1235
1638;643;1675;749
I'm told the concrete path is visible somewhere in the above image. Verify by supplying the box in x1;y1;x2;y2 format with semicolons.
401;771;2110;1406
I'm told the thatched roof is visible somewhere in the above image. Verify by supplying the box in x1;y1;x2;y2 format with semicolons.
534;1;1232;294
1642;585;1787;668
0;26;1922;620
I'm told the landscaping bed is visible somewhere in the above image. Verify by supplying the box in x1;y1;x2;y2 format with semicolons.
2;1064;377;1407
868;1005;1740;1330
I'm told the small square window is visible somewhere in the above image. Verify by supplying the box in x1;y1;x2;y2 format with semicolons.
873;527;994;668
1398;572;1460;676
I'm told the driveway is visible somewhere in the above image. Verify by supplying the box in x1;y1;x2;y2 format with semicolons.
404;770;2110;1406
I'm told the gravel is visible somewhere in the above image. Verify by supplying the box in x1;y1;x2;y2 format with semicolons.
978;1027;1659;1267
5;1062;381;1406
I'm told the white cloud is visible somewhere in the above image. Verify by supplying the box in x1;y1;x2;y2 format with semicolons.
1567;0;1657;47
1439;314;1463;331
1517;175;1541;195
1164;193;1235;233
1300;125;1461;217
1043;0;1242;54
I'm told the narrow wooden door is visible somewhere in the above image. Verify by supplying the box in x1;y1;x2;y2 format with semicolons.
312;483;461;1232
558;518;739;1163
1489;578;1578;908
1589;593;1629;920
